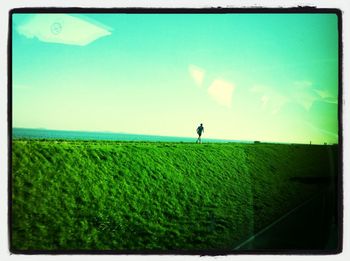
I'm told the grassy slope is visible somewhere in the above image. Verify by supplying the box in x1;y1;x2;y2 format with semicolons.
11;140;337;251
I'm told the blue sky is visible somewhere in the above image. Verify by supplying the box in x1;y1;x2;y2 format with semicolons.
12;13;338;144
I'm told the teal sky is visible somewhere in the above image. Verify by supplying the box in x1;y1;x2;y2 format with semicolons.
12;13;338;144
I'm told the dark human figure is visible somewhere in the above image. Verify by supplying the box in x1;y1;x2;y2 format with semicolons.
196;123;204;144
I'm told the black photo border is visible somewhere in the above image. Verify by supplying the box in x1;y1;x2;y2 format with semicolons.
8;6;343;256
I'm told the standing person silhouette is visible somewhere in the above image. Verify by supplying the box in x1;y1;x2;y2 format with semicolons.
196;123;204;144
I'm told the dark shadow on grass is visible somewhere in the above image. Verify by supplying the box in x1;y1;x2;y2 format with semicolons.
289;176;332;185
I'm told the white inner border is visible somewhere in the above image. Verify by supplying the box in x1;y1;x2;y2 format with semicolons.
1;1;348;261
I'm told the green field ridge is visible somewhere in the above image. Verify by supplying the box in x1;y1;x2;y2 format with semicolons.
12;140;337;251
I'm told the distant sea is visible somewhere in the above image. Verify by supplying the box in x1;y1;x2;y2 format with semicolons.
12;128;252;143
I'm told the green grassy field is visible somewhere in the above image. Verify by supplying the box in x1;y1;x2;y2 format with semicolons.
11;140;337;251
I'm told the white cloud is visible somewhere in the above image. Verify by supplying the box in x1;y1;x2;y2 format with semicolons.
16;14;111;46
251;84;288;114
208;79;235;108
188;64;205;87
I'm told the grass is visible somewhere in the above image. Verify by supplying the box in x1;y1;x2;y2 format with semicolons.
11;140;338;251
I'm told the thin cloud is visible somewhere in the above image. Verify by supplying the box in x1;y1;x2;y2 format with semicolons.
251;80;338;120
270;94;288;115
314;89;338;104
314;89;330;99
261;95;270;109
292;82;338;110
293;91;318;111
291;81;319;110
208;79;235;108
322;97;338;104
188;64;205;87
293;80;313;89
251;84;288;114
16;14;111;46
250;84;267;94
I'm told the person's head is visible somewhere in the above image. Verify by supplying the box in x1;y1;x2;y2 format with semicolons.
200;123;203;126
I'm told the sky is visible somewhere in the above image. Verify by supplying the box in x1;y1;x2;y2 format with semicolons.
12;13;339;144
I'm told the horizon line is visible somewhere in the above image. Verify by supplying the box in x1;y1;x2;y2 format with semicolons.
12;127;337;145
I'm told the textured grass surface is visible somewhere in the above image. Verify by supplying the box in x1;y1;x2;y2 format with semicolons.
11;140;337;251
